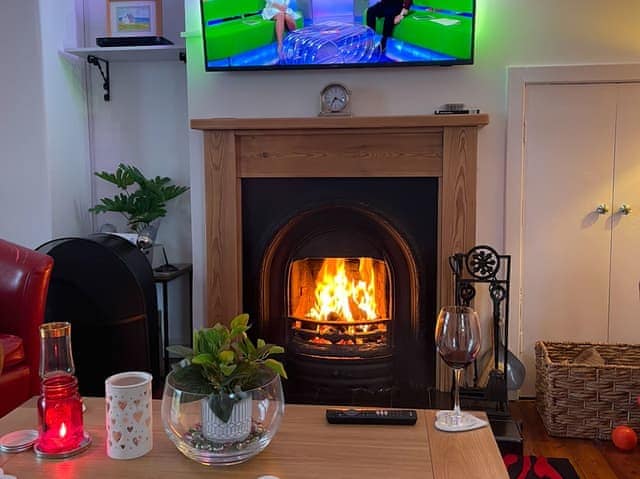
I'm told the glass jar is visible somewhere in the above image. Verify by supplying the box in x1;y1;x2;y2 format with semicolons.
37;374;85;454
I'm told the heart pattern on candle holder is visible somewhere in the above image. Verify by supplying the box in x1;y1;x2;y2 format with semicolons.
105;372;153;460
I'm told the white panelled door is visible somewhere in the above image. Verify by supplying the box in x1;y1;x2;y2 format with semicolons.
609;84;640;344
520;83;618;396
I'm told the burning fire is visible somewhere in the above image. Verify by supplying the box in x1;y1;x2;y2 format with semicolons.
307;258;380;322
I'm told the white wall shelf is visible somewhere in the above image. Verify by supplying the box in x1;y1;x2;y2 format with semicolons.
64;45;186;101
65;45;185;63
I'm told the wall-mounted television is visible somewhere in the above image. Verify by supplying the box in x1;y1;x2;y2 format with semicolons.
200;0;475;71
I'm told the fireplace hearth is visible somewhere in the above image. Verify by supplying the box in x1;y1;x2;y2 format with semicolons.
192;114;488;399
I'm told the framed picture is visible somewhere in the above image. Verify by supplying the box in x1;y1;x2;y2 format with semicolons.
106;0;163;37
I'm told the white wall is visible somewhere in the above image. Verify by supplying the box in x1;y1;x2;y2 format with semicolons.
0;0;92;248
184;0;640;330
0;0;51;247
39;0;92;239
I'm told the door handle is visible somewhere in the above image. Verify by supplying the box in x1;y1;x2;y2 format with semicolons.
595;203;609;215
618;204;632;215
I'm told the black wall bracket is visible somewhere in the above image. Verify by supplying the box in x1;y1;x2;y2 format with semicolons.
87;55;110;102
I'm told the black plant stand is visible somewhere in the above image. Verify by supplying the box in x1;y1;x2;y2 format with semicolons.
153;263;193;377
447;245;523;455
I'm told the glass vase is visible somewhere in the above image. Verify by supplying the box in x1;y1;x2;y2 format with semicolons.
161;370;284;466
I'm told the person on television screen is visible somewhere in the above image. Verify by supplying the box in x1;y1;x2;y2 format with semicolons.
262;0;301;56
366;0;412;52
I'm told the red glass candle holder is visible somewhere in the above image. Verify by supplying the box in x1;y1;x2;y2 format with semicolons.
35;374;91;457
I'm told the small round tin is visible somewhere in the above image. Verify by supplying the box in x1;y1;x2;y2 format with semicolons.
0;429;39;453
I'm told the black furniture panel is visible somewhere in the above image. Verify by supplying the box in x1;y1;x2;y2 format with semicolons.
37;234;161;397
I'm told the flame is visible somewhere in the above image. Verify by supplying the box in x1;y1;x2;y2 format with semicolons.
59;422;67;438
307;258;380;322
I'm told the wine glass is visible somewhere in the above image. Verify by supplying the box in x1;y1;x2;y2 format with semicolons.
435;306;481;427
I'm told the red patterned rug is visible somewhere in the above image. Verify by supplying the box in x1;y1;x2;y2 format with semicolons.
504;454;580;479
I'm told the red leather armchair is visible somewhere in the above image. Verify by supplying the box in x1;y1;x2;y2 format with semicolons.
0;238;53;417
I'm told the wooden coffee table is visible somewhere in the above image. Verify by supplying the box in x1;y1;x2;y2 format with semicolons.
0;398;508;478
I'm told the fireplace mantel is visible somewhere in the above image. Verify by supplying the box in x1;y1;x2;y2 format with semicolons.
191;114;489;131
191;114;489;326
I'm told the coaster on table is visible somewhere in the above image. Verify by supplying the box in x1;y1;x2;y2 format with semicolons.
0;430;38;453
434;410;488;432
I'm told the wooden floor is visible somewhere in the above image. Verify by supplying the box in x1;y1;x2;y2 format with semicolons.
511;401;640;479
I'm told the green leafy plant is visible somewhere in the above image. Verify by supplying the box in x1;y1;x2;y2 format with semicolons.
167;314;287;423
89;163;189;233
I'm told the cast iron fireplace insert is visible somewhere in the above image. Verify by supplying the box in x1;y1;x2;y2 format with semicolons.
242;177;438;408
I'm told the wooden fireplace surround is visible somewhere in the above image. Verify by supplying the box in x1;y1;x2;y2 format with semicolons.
191;115;489;328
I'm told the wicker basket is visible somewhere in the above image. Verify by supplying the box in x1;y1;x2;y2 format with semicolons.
535;341;640;440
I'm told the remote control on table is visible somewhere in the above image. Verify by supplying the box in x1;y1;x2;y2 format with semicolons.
326;408;417;425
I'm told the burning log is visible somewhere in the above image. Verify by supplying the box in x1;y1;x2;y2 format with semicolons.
290;316;390;347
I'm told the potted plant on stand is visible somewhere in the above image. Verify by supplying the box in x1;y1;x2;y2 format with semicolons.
89;163;189;260
161;314;287;466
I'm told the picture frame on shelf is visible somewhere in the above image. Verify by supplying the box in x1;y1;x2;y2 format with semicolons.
106;0;163;37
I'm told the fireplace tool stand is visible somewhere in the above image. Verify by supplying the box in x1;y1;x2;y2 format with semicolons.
448;245;523;455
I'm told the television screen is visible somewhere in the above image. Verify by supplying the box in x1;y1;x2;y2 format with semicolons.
200;0;475;70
